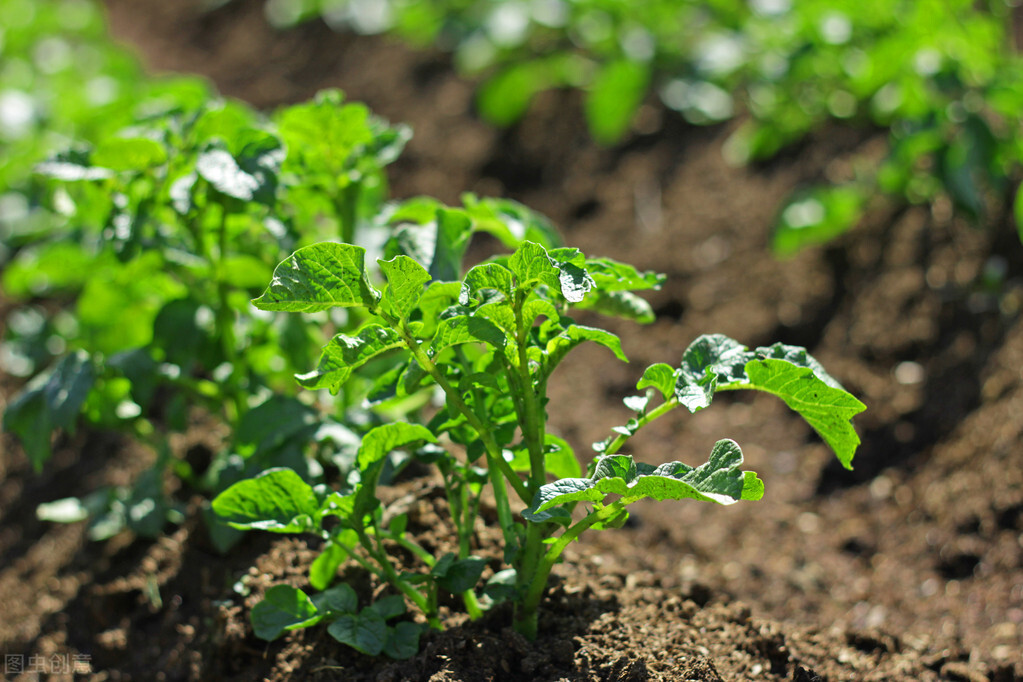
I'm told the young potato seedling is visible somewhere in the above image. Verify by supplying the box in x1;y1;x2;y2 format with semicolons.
214;220;865;655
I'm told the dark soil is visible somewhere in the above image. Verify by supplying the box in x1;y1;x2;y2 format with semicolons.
2;0;1023;679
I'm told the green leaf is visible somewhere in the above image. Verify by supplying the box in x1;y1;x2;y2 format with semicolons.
298;324;405;393
509;242;593;302
544;434;582;479
675;334;751;412
91;137;168;171
309;540;349;592
740;359;864;470
431;309;511;355
772;185;865;257
379;255;431;321
35;149;114;181
545;324;627;371
462;195;562;250
220;254;275;289
508;241;561;292
367;594;407;620
197;135;283;205
417;281;462;336
459;263;514;305
3;351;95;471
753;343;846;390
585;258;665;292
386;207;474;283
576;289;655;323
211;468;319;532
525;439;763;521
477;62;550;127
522;299;560;327
315;582;359;614
637;363;677;400
276;90;374;178
383;622;424;660
357;423;437;470
253;242;381;312
673;335;865;468
251;584;321;641
585;60;650;145
235;395;317;457
431;553;487;594
351;423;438;522
327;611;388;656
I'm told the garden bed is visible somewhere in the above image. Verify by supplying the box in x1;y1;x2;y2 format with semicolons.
1;0;1022;679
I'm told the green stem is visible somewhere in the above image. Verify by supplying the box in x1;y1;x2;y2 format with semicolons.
370;528;436;568
213;207;246;423
462;589;484;620
398;321;530;504
514;502;626;639
357;528;441;629
512;293;546;494
602;397;680;456
335;182;360;244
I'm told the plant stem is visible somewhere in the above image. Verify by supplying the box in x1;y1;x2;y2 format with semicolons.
603;397;680;456
397;321;530;504
357;528;441;629
213;206;248;423
509;292;556;633
513;501;626;639
371;528;436;568
513;293;546;494
462;589;484;620
335;181;360;244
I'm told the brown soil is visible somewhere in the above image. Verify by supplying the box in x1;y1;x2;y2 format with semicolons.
3;0;1023;680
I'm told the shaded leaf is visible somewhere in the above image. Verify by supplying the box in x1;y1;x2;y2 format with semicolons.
431;553;487;593
383;622;424;660
251;585;321;641
211;468;318;532
3;351;95;471
327;611;387;656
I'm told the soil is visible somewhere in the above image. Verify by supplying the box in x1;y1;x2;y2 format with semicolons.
2;1;1023;680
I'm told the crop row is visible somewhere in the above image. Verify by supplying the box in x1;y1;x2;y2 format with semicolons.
0;0;867;659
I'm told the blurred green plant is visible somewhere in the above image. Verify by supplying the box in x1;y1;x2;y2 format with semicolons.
0;0;192;263
255;0;1023;251
2;86;415;546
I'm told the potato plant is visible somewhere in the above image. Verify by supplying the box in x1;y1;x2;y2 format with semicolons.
1;88;411;543
212;223;865;655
